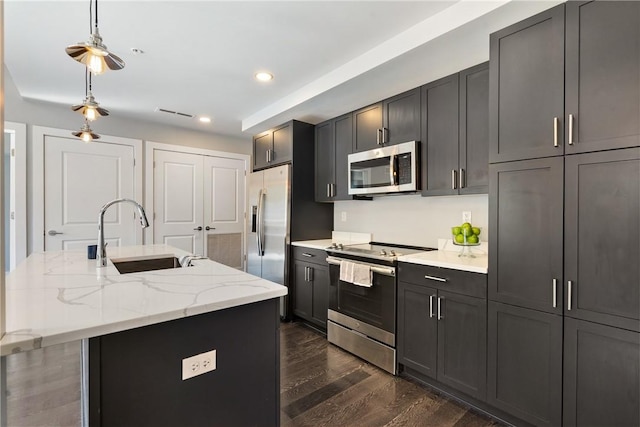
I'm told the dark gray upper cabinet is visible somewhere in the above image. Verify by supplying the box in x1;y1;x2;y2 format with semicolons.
489;4;565;163
314;120;335;202
422;63;489;197
334;114;353;200
353;102;383;152
421;73;460;196
314;113;353;202
252;121;293;171
459;62;490;194
563;318;640;427
487;301;563;427
382;88;421;145
565;1;640;154
564;148;640;332
489;157;564;314
398;263;487;401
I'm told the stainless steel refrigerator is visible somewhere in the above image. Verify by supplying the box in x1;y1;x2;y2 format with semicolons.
247;164;291;317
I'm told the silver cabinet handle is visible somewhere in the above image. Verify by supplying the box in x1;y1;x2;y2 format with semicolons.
205;226;214;231
382;127;388;144
331;183;335;198
552;278;557;308
327;183;331;198
568;114;575;145
451;170;457;190
567;280;573;311
459;168;465;189
425;275;447;283
429;295;435;318
304;266;308;282
553;117;559;147
266;150;270;163
376;128;382;145
48;230;63;236
302;253;314;258
308;266;313;282
193;226;203;231
437;297;443;320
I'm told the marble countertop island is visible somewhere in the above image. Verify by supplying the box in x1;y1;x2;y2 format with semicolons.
0;245;287;356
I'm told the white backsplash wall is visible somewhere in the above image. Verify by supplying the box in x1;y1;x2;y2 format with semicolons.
333;193;488;248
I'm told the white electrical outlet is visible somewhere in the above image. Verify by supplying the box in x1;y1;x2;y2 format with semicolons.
462;211;472;223
341;211;347;222
182;349;216;380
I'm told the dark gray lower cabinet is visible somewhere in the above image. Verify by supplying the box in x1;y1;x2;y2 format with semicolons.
398;264;487;401
487;301;562;427
563;318;640;427
292;247;329;329
89;299;280;427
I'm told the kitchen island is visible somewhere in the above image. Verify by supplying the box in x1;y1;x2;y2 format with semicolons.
1;245;287;427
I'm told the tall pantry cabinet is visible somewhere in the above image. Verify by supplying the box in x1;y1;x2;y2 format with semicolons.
488;2;640;426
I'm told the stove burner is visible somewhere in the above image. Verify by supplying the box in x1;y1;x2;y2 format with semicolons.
326;241;436;262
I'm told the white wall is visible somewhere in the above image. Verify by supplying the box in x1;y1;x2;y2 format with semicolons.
333;193;488;249
3;66;252;156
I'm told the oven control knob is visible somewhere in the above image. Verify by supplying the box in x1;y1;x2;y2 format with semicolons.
380;249;387;256
390;250;396;256
337;243;344;250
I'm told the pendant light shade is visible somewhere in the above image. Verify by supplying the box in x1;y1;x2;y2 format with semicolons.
66;28;124;75
72;92;109;121
72;121;101;143
65;0;124;75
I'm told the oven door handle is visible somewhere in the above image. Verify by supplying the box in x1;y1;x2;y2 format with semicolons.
325;256;395;277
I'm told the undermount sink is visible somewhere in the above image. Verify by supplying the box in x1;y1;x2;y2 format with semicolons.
111;255;185;274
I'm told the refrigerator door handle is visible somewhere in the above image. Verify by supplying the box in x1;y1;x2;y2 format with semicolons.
257;189;266;256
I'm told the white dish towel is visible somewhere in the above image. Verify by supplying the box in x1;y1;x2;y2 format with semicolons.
340;260;372;288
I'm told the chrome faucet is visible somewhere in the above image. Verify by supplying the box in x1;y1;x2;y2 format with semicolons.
97;198;150;267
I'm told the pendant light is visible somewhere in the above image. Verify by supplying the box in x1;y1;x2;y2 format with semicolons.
72;71;109;121
72;120;101;143
65;0;125;75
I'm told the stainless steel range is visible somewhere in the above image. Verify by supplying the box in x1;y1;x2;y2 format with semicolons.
325;242;435;374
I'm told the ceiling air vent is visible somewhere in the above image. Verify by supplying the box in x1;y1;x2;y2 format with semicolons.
154;107;194;119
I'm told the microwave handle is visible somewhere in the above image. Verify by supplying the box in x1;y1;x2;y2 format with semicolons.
390;155;399;186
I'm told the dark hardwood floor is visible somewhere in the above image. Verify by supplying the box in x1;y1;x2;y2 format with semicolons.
4;321;501;427
280;322;500;427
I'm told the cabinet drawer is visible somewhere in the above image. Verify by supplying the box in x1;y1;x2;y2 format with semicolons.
292;246;327;265
398;262;486;298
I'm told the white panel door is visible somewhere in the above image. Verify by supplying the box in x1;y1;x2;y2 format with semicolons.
44;136;136;251
202;156;245;266
203;156;245;235
153;150;204;254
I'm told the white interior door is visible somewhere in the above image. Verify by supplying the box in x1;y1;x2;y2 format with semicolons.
153;150;204;254
44;136;136;251
202;156;245;268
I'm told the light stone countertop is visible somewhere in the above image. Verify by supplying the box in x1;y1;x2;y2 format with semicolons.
0;245;287;356
291;239;335;250
398;249;488;274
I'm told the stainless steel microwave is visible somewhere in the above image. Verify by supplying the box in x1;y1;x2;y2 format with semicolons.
348;140;420;196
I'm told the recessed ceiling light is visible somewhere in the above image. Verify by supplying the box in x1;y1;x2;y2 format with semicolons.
255;72;274;82
199;117;211;123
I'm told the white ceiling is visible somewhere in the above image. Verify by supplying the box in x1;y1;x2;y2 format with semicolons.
3;0;560;139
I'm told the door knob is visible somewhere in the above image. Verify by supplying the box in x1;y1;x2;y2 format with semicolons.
193;226;203;231
48;230;63;236
205;226;215;231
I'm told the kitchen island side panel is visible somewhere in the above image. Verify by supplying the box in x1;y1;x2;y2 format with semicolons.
89;298;280;427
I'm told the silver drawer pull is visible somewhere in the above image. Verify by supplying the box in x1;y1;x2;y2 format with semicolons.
302;253;314;257
425;275;447;283
567;280;573;311
429;295;435;318
553;117;559;147
437;297;443;320
552;278;557;308
568;114;575;145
